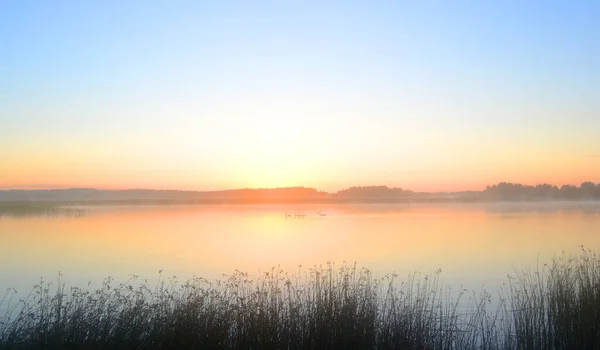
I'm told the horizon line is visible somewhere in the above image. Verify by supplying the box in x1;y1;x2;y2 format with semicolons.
1;181;598;194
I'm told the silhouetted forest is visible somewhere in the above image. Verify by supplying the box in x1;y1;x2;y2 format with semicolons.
1;182;599;203
0;187;328;203
333;186;412;199
482;182;600;200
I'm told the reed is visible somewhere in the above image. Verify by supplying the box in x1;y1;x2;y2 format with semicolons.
502;248;600;349
1;250;598;349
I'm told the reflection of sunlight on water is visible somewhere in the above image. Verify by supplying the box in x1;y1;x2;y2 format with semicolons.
1;203;599;305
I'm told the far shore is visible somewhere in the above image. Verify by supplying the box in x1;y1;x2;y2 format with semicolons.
3;197;600;206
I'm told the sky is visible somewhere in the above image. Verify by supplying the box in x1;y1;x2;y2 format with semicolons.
1;0;598;192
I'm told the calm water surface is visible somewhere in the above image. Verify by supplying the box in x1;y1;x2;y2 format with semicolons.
1;202;599;299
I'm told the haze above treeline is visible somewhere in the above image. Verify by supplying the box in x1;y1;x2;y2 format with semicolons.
1;182;599;203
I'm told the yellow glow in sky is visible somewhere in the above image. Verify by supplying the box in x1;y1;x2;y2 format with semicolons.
1;2;598;191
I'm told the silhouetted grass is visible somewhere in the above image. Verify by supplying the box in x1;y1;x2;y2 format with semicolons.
502;248;600;349
1;249;598;349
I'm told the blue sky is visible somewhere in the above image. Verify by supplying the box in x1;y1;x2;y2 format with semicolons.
1;1;598;191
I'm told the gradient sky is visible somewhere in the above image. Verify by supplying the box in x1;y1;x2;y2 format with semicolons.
1;1;598;192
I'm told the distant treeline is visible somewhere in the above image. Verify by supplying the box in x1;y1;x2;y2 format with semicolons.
482;182;600;201
332;183;600;201
333;186;413;199
0;187;326;202
0;182;599;203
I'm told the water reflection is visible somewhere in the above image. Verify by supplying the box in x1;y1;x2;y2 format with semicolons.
1;203;599;299
481;201;600;214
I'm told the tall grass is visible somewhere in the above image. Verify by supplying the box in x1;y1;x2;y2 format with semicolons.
503;248;600;349
1;249;598;349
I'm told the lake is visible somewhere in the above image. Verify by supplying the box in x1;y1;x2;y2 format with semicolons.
1;202;599;303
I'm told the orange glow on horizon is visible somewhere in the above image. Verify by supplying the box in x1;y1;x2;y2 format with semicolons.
1;150;597;193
